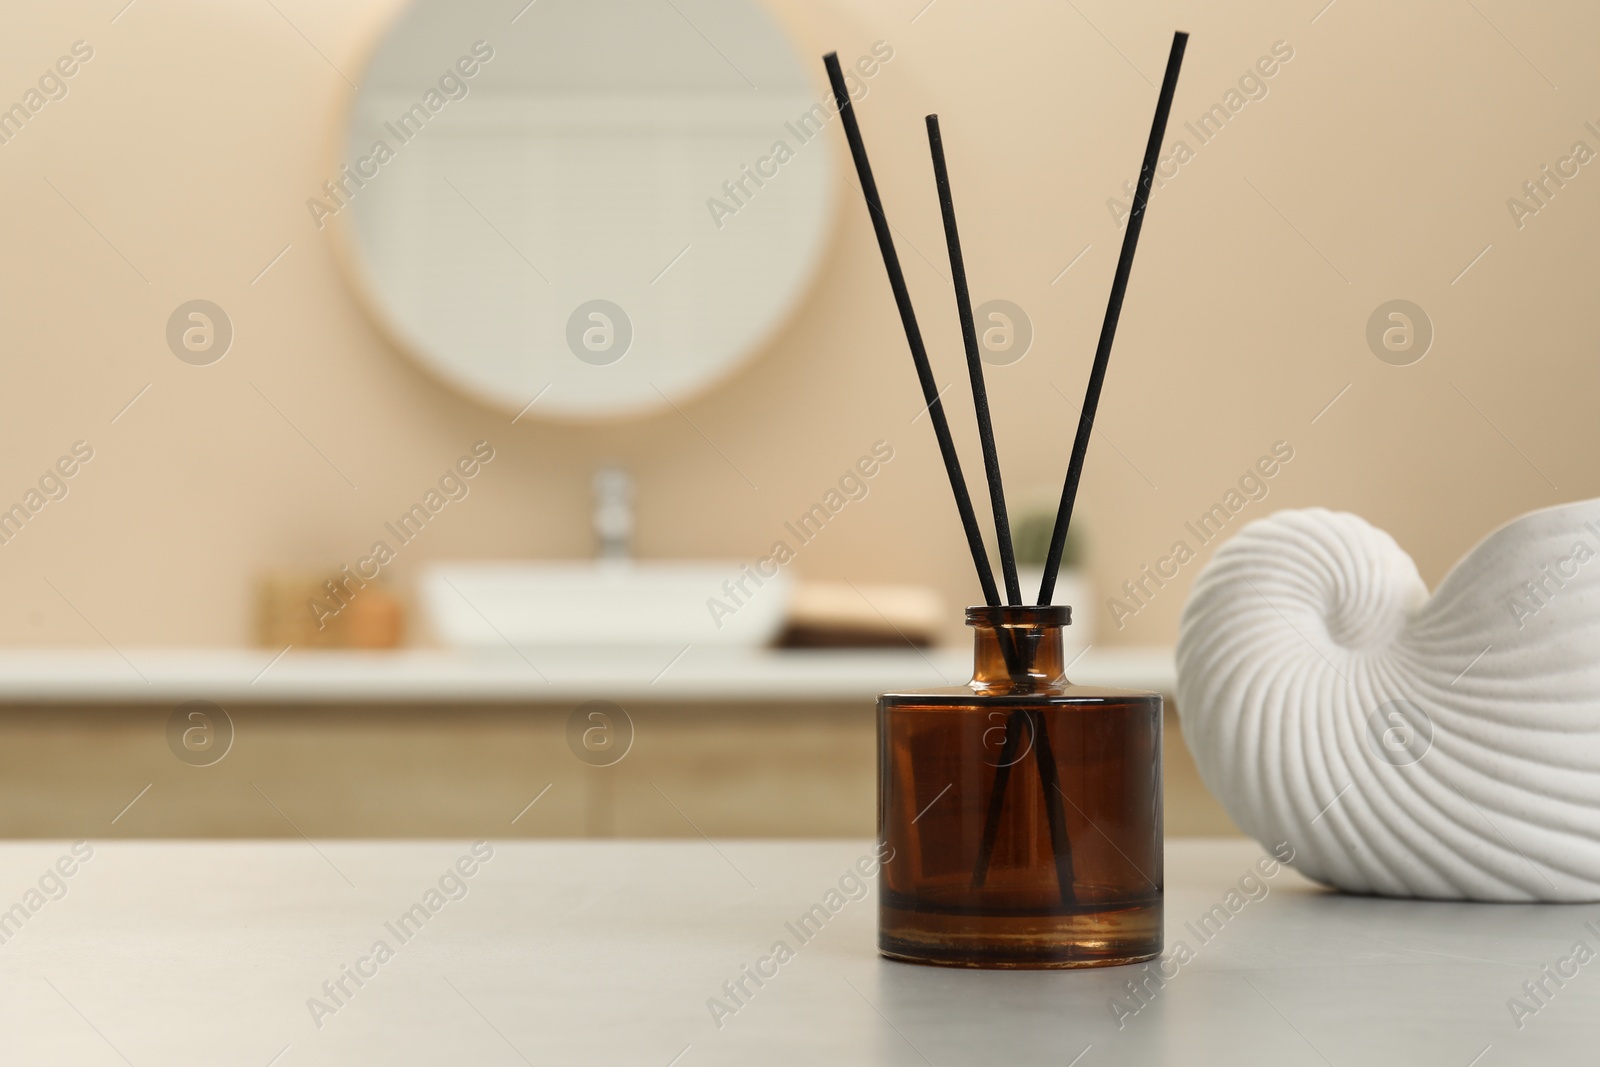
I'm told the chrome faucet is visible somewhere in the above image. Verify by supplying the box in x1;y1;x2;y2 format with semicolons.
592;464;634;561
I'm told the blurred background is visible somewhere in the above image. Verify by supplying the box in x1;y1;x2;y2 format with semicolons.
0;0;1595;840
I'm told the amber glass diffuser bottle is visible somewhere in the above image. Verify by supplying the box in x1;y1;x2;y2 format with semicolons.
878;605;1162;968
822;28;1187;972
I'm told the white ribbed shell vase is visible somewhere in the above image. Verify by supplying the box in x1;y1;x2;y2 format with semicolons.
1176;502;1600;902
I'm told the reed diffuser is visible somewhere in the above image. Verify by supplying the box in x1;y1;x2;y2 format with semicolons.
823;32;1187;968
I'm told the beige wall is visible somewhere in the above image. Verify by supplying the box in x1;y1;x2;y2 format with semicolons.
0;0;1595;649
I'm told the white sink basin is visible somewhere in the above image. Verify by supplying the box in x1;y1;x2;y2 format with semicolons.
420;561;792;649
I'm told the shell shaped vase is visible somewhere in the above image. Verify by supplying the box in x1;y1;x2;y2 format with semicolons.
1176;502;1600;902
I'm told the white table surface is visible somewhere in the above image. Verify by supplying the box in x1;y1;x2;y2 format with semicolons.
0;646;1175;703
0;838;1588;1065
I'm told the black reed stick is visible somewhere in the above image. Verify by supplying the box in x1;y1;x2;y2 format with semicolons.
930;110;1081;884
926;115;1022;606
971;703;1077;901
1027;710;1077;904
822;54;1004;612
1037;31;1188;605
972;708;1024;887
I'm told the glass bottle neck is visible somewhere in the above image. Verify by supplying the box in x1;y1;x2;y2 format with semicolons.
967;605;1072;693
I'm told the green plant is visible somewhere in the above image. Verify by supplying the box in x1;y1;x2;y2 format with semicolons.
1012;506;1085;569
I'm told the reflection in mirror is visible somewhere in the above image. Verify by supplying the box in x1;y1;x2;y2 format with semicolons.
335;0;836;421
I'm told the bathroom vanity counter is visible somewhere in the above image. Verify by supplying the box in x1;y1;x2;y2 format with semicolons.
0;646;1236;841
0;646;1174;703
0;838;1573;1064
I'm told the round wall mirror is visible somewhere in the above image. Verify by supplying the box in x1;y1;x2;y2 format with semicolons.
336;0;836;421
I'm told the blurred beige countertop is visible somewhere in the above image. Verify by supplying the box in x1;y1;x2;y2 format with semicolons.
0;647;1175;704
